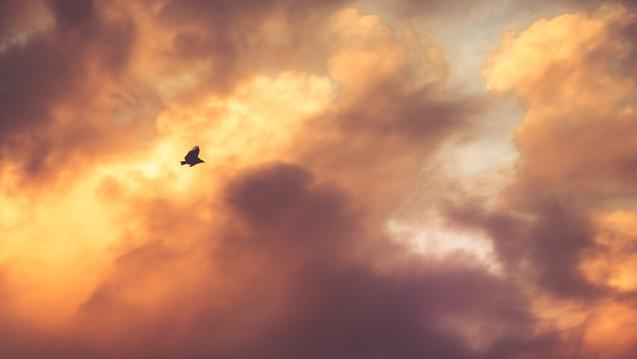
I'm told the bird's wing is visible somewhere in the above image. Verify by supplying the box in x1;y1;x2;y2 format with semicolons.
185;146;200;160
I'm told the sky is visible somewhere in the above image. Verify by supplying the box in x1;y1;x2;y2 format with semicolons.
2;0;637;358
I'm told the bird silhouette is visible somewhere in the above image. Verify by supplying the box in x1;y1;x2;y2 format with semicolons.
181;145;205;167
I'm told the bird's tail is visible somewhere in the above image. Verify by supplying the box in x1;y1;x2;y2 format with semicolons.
180;161;187;166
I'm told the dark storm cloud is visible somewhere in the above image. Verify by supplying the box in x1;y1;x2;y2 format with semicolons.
444;197;601;299
0;0;138;180
0;0;40;44
524;201;598;297
55;163;558;359
48;0;96;28
0;37;74;140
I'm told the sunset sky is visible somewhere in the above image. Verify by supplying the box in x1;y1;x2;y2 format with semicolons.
2;0;637;358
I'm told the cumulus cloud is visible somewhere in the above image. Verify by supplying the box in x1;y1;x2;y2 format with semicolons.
4;0;637;358
468;3;637;356
0;1;512;358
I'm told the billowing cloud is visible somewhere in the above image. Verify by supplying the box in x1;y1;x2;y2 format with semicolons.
3;0;637;358
469;3;637;357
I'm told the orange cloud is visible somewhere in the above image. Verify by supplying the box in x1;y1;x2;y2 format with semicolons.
5;0;637;358
478;3;637;357
0;2;518;358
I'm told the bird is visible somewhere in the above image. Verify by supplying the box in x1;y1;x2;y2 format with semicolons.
181;145;205;167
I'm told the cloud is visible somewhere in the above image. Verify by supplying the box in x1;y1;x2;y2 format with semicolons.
482;4;637;209
0;0;349;185
0;0;143;185
52;162;551;359
464;3;637;356
0;0;538;357
385;0;636;18
5;0;637;358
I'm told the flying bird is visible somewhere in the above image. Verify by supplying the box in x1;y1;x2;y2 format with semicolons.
181;145;205;167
